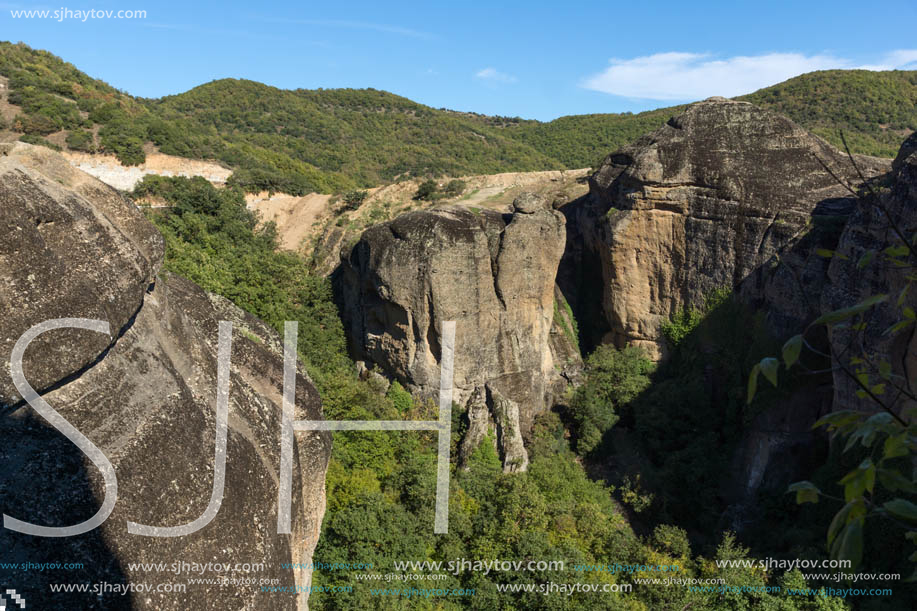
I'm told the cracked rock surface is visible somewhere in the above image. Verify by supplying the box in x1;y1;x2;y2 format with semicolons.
583;98;890;358
334;195;572;469
1;143;329;610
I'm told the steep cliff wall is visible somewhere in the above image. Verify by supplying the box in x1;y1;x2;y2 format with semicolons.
822;132;917;415
334;194;575;471
0;143;330;610
583;97;889;359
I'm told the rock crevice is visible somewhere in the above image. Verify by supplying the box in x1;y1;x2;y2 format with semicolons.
335;195;576;470
1;143;330;610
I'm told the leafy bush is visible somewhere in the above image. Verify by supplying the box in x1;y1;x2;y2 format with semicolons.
65;128;95;152
100;129;145;165
385;381;413;413
18;133;61;150
443;178;466;196
413;179;438;200
341;189;368;209
13;113;57;135
569;344;653;455
651;524;691;559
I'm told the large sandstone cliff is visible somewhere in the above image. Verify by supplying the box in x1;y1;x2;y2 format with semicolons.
562;100;915;527
0;143;330;610
334;194;576;471
579;97;889;358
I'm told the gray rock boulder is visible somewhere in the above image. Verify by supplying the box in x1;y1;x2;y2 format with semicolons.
0;143;330;610
334;197;571;470
0;142;163;410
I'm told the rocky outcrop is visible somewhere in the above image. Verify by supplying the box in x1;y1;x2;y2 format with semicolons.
822;131;917;414
582;97;889;358
558;100;903;530
0;143;163;409
0;143;330;610
334;194;572;471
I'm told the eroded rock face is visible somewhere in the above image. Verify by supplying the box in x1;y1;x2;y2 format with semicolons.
822;132;917;415
561;101;899;528
584;98;889;358
0;143;330;610
0;142;164;410
335;195;570;470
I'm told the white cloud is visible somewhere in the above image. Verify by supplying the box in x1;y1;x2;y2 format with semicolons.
475;67;517;83
858;49;917;70
582;50;917;100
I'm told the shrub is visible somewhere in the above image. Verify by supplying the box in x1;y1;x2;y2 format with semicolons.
651;524;691;559
385;381;413;413
413;179;438;201
18;133;61;151
100;132;145;165
443;179;466;197
569;344;653;455
13;113;57;135
342;189;368;209
65;128;95;152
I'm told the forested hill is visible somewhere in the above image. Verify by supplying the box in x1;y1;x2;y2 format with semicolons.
1;40;915;194
498;70;917;167
740;69;917;157
148;79;561;187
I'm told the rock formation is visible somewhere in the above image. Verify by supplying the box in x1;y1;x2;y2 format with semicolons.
822;131;917;415
0;143;330;610
334;194;575;471
557;99;904;528
581;97;889;358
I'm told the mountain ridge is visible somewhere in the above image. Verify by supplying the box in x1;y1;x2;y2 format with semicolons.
2;41;915;196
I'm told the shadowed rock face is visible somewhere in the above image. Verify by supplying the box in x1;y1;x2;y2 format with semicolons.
823;131;917;415
584;98;890;358
0;143;330;610
334;196;572;470
558;100;904;529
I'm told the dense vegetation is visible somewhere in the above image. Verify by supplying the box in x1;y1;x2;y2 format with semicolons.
136;175;859;609
2;41;915;197
494;107;688;169
575;289;911;610
741;70;917;157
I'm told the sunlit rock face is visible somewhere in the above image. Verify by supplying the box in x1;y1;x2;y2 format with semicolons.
335;194;574;471
1;142;330;610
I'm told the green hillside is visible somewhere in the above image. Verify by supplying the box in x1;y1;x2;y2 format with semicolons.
2;41;915;195
0;41;557;194
148;80;560;187
740;69;917;157
497;106;688;169
494;70;917;166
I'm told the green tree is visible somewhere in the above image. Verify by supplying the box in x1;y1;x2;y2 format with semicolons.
413;179;439;201
66;129;95;152
569;344;653;455
341;189;368;209
444;179;466;197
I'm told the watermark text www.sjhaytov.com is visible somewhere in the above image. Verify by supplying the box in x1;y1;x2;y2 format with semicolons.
9;8;146;21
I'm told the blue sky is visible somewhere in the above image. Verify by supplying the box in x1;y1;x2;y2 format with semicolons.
2;0;916;120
